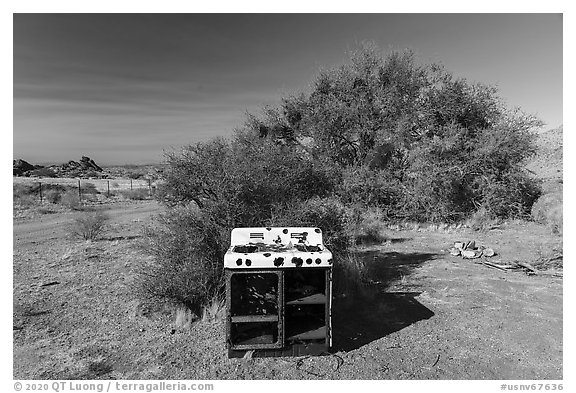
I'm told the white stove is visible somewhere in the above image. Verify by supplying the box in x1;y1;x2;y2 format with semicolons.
224;227;333;269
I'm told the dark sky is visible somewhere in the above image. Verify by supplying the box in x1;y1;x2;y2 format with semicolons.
13;14;563;165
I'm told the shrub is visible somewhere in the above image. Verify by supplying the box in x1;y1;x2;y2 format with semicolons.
243;45;542;221
60;190;81;210
44;189;62;204
347;206;388;245
127;171;145;180
465;207;501;232
81;182;99;194
14;184;35;200
399;120;542;222
116;189;149;200
38;206;56;215
13;183;46;208
145;43;546;314
139;205;228;314
29;167;57;178
337;167;403;218
479;173;541;219
158;135;339;227
267;196;352;254
14;194;38;208
70;211;109;241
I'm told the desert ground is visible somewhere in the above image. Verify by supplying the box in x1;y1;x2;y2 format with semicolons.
13;197;562;379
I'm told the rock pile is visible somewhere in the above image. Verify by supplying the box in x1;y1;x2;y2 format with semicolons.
449;240;495;259
49;156;104;177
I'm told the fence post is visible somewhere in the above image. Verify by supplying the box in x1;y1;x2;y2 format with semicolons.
130;179;133;191
107;180;110;198
38;182;43;203
148;179;151;197
78;179;82;202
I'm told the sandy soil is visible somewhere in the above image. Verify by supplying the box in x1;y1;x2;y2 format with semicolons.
13;200;562;380
13;201;159;247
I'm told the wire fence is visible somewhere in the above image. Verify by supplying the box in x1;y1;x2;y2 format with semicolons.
13;177;158;203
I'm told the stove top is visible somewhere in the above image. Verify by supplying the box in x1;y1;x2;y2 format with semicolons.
224;227;333;269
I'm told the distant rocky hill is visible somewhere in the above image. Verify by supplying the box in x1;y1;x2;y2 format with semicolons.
13;156;108;178
13;159;36;175
526;125;563;234
526;125;563;182
13;157;164;180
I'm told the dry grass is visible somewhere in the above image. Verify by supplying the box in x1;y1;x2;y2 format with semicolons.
201;297;226;323
174;305;195;329
69;211;110;241
61;247;77;261
333;253;368;299
174;296;225;329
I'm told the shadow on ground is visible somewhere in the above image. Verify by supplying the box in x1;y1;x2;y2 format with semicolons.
332;251;438;352
361;250;439;285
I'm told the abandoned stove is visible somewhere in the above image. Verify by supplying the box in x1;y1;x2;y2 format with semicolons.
225;227;333;357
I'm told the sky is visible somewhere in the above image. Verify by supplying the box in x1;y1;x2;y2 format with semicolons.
13;13;563;165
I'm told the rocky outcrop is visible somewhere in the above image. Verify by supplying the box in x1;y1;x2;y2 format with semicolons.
13;159;36;176
13;156;107;178
53;156;103;174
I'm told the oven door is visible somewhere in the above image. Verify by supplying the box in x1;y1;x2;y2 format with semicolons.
226;269;284;350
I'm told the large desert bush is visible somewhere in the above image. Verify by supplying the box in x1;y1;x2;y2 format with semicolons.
146;44;544;312
245;45;543;221
139;205;228;313
149;136;339;310
157;134;339;227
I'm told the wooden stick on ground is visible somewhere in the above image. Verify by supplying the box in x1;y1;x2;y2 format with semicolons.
482;261;508;272
515;261;538;273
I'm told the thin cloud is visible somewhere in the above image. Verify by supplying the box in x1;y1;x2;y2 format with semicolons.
13;14;562;164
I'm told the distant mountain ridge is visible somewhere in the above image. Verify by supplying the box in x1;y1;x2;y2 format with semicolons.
13;156;107;178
